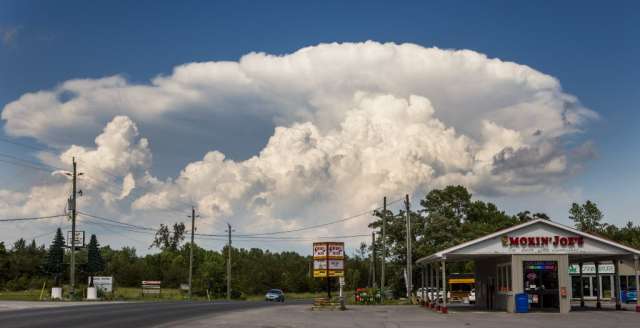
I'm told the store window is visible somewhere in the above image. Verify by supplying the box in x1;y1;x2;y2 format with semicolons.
497;263;512;292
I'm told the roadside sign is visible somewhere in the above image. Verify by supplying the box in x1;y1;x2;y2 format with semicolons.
142;280;162;296
67;231;85;247
339;277;345;287
327;243;344;258
89;276;113;293
313;243;328;258
312;242;345;278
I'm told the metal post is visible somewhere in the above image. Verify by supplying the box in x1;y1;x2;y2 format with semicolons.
634;255;640;312
435;262;440;311
441;260;448;314
579;262;585;307
595;261;601;309
420;267;424;306
614;260;622;310
430;263;434;309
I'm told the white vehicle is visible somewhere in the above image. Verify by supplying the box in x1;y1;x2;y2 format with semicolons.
468;289;476;304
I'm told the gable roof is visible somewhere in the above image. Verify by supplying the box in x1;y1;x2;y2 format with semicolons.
416;219;640;264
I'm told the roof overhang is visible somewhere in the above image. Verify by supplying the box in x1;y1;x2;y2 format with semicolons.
416;219;640;266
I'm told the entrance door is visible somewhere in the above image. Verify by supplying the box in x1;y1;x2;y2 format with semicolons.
523;261;559;311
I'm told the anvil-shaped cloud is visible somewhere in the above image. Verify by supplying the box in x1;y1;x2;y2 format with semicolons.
0;42;597;246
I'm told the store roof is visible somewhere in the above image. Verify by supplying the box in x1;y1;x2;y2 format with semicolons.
415;219;640;265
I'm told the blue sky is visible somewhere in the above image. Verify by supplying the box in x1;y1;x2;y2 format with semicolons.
0;1;639;251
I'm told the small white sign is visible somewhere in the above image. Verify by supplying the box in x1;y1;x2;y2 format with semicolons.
339;277;345;287
67;231;85;247
328;259;344;270
89;276;113;293
314;260;328;270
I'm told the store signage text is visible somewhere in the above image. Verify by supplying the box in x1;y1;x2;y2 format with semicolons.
501;235;584;247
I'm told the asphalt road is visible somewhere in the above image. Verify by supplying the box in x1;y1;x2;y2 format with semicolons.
0;300;306;328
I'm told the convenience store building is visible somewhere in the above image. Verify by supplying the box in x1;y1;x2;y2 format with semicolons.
416;219;640;313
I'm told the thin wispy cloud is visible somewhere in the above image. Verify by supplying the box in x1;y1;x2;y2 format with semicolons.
0;25;21;46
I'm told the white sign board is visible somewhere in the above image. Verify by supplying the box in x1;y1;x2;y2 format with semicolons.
314;259;328;270
313;243;328;258
67;231;85;247
89;276;113;293
568;263;615;275
328;259;344;270
327;243;344;257
339;276;345;287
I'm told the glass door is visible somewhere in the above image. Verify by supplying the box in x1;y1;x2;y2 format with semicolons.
523;261;560;311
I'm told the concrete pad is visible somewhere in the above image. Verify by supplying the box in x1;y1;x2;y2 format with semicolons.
175;304;640;328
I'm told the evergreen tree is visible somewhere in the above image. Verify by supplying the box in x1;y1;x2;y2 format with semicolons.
87;234;105;286
45;228;65;286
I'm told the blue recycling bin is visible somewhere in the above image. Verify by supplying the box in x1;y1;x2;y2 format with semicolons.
515;293;529;313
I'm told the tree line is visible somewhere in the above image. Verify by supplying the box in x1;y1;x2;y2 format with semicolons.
1;185;638;298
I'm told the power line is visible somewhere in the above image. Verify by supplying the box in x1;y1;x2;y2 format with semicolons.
0;137;49;151
77;211;155;231
230;198;403;237
0;214;67;222
77;211;370;242
0;152;65;171
0;158;55;173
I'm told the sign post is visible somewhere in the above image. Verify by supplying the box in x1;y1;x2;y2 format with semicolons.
313;241;345;309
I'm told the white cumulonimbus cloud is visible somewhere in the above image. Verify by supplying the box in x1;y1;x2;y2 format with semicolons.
1;42;597;245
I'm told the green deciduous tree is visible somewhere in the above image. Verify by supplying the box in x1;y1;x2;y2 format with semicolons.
150;222;186;251
569;200;603;233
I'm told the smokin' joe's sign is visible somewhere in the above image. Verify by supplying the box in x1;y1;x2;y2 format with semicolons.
501;235;584;247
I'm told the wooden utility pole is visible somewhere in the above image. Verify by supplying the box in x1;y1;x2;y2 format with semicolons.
188;207;198;300
227;223;233;300
370;232;376;288
405;194;412;299
70;157;77;298
381;196;386;300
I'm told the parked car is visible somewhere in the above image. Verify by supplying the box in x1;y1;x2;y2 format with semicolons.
265;289;285;302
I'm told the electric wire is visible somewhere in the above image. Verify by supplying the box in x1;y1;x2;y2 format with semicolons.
0;214;67;222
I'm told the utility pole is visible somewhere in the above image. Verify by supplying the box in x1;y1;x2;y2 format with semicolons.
369;232;376;288
226;223;233;300
188;206;198;300
381;196;386;301
68;157;82;298
405;194;412;299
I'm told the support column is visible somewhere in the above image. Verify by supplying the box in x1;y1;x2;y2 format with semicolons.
421;267;426;306
441;260;448;314
595;261;601;309
634;255;640;313
579;262;585;308
614;260;622;310
430;264;435;309
435;262;440;311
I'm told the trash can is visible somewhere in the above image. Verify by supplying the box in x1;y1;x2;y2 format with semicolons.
515;293;529;313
